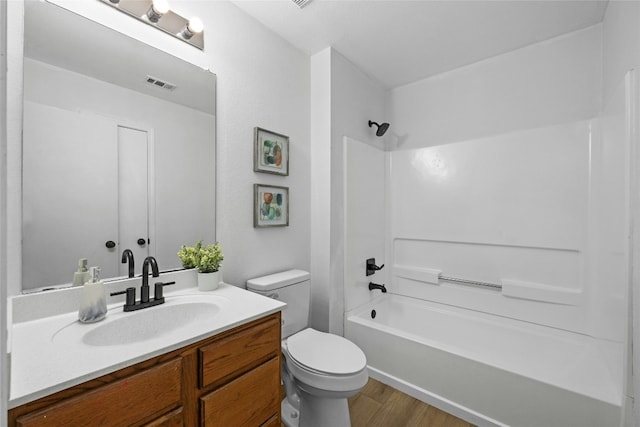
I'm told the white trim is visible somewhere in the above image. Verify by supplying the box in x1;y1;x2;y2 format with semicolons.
629;68;640;427
1;0;9;422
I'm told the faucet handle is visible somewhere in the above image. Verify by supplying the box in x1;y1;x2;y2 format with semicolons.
154;281;176;301
366;258;385;276
110;287;136;307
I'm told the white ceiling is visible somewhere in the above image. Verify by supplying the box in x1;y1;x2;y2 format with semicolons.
231;0;608;88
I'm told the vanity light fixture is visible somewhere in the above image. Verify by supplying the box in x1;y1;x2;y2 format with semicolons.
98;0;205;50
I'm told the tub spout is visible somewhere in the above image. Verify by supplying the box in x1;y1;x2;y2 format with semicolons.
369;282;387;293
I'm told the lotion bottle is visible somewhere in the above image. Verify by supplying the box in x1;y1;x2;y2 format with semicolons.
78;266;107;323
72;258;90;286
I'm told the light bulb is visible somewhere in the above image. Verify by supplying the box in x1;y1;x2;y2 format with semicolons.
187;17;204;34
182;17;204;39
152;0;169;14
146;0;169;23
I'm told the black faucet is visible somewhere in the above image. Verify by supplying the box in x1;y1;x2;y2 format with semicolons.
110;256;174;312
141;256;160;303
121;249;135;278
368;282;387;293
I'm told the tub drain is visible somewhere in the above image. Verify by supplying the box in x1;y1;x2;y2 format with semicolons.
371;309;376;319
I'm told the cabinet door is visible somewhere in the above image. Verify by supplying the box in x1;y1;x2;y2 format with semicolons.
200;316;280;388
16;359;182;427
200;358;280;427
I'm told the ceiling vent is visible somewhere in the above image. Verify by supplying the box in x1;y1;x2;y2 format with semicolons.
292;0;313;8
145;75;177;91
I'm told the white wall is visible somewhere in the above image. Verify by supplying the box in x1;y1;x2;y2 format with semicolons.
309;48;332;331
388;25;602;150
343;138;386;314
602;1;640;107
5;0;311;296
208;3;311;287
310;48;386;333
329;50;386;334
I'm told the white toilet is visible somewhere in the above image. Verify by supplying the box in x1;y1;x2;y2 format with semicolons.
247;269;368;427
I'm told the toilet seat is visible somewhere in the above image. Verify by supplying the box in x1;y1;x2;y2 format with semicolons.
286;328;367;375
282;328;368;395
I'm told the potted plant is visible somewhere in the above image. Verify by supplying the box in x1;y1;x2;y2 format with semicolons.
178;240;224;291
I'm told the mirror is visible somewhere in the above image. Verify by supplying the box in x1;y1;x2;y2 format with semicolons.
22;0;216;292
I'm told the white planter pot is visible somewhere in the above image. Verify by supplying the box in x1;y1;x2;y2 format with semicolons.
198;270;221;291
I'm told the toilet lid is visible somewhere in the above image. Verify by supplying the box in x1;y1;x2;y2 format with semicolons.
286;328;367;375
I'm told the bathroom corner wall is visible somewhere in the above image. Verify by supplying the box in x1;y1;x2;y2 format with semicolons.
310;48;332;332
310;48;386;334
343;138;386;314
329;51;386;335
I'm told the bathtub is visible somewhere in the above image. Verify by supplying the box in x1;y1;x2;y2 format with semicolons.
344;294;624;427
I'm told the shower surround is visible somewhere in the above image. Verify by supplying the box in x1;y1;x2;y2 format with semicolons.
342;73;633;426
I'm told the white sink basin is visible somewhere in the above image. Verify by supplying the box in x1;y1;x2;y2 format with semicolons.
53;295;224;347
83;302;220;346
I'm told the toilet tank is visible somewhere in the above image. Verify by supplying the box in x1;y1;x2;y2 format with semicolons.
247;269;310;339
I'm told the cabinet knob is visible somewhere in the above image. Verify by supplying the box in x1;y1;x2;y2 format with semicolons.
105;240;116;249
137;238;146;246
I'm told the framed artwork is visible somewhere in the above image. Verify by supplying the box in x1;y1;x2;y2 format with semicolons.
254;127;289;176
254;184;289;227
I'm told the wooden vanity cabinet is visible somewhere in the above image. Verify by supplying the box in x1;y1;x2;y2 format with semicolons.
8;312;281;427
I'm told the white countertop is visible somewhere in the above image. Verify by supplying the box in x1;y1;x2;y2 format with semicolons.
8;282;285;408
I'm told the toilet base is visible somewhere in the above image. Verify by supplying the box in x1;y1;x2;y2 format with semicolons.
281;393;352;427
299;391;351;427
281;398;301;427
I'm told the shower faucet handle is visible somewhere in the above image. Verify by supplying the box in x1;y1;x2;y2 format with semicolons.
366;258;384;276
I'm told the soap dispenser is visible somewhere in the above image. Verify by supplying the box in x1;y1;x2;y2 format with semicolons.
78;266;107;323
72;258;90;286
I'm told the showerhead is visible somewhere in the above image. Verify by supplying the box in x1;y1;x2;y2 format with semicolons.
368;120;390;137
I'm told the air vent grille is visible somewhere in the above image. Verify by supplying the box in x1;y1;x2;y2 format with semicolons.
145;75;177;91
292;0;313;8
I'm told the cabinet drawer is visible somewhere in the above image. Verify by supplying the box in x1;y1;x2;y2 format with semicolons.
200;357;280;427
144;407;183;427
16;358;182;427
199;315;280;388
